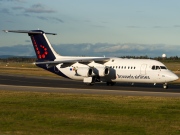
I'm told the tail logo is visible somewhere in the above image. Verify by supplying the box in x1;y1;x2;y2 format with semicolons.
38;45;48;59
32;36;48;59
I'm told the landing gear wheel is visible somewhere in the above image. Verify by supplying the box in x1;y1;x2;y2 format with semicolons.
163;84;168;89
110;82;116;86
106;82;110;86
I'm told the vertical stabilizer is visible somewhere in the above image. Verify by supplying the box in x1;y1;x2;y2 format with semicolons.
3;30;60;61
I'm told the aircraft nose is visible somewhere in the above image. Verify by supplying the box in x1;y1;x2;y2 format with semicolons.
174;74;179;80
170;73;179;81
164;72;179;82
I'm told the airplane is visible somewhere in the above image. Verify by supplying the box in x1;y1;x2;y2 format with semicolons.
3;30;179;89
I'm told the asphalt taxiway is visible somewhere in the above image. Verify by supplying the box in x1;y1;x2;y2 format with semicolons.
0;74;180;97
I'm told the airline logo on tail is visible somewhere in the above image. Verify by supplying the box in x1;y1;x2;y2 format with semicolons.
31;36;48;59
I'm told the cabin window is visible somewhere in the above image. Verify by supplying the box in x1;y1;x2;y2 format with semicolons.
124;66;126;69
131;67;133;69
122;66;123;69
116;66;117;68
134;67;136;69
119;66;120;69
128;67;130;69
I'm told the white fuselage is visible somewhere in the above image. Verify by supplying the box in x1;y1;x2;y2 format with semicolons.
55;57;178;84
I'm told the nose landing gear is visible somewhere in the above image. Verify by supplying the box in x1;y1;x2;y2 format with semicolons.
163;83;168;89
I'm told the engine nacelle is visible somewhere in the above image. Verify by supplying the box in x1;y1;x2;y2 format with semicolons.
71;62;94;77
93;66;110;77
76;67;93;77
88;61;110;77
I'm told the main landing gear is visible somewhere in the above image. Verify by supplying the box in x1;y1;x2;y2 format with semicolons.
85;76;99;86
163;83;168;89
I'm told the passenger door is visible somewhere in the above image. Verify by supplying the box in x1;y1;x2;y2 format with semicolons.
156;66;161;80
140;64;147;75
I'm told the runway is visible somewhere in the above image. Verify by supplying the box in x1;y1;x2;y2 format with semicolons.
0;74;180;97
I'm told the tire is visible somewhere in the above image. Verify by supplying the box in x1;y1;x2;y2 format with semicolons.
110;82;116;86
163;85;168;89
106;82;110;86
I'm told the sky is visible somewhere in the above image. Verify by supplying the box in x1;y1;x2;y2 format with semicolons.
0;0;180;57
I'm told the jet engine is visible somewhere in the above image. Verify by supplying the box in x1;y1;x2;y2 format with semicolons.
93;66;110;77
88;61;110;77
72;62;94;77
76;67;93;77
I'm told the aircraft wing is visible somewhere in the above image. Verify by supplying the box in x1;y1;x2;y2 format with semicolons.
34;57;110;67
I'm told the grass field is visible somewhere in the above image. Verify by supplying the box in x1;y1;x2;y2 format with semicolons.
0;91;179;135
0;62;180;134
0;62;57;77
162;61;180;71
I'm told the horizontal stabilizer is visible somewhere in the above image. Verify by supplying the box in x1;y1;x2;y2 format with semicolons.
2;30;57;35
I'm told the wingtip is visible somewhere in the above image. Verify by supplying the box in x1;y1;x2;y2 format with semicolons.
2;30;8;33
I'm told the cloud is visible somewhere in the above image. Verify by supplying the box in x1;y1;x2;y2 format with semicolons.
127;25;166;29
0;43;179;57
1;2;63;23
127;26;141;28
36;16;64;23
51;17;64;23
91;25;106;28
153;26;163;28
0;0;25;2
0;45;34;56
12;6;24;10
25;3;56;14
36;16;48;21
174;25;180;28
56;43;180;57
25;40;31;43
94;44;147;53
15;0;25;2
0;8;11;15
22;13;31;17
5;20;14;23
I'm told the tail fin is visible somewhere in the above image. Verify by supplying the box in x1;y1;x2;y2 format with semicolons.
3;30;59;61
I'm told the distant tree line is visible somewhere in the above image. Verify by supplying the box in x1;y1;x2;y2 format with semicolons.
120;55;180;62
0;57;36;63
120;55;149;59
155;56;179;60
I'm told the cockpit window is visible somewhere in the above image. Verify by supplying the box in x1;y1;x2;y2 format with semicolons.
156;66;160;70
152;65;167;70
160;66;167;70
152;65;156;70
